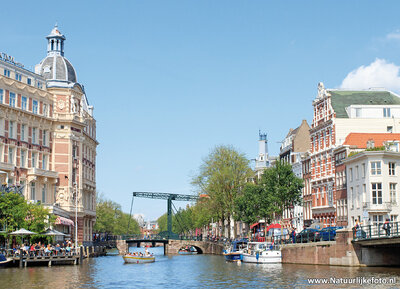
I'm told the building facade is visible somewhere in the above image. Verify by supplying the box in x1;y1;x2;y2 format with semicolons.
279;119;311;231
0;25;97;243
310;82;400;227
343;133;400;227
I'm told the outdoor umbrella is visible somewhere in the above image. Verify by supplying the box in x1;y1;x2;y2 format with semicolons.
43;229;66;236
9;228;37;245
9;228;37;236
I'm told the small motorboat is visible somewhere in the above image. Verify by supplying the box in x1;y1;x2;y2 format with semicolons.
123;253;155;264
178;246;198;255
0;254;12;267
223;238;248;262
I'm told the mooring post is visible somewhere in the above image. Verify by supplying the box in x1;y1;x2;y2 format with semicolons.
80;246;83;264
19;257;22;268
48;260;52;267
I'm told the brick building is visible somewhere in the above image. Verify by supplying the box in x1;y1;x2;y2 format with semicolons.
310;82;400;227
0;25;97;243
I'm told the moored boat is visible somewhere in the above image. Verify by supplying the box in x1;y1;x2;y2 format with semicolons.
241;242;281;264
178;246;198;255
223;238;248;262
0;254;12;267
123;253;155;264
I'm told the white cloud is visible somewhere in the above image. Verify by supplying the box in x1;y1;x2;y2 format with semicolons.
340;59;400;93
386;31;400;40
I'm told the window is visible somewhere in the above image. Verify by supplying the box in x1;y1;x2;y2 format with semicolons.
9;121;14;139
42;184;46;204
355;166;359;180
21;124;25;141
355;108;361;118
390;183;397;204
8;147;13;164
383;108;391;118
389;162;395;176
9;92;15;107
32;128;37;144
42;154;47;170
391;215;398;222
350;187;353;208
372;183;382;204
31;152;36;168
43;104;48;117
21;149;26;168
42;130;47;146
363;184;366;203
387;126;393;133
36;81;42;89
15;73;21;81
349;168;353;182
362;163;366;178
32;100;38;114
371;161;381;175
27;78;31;85
31;182;36;200
3;69;10;77
373;215;384;226
21;96;27;110
356;186;360;208
0;89;3;103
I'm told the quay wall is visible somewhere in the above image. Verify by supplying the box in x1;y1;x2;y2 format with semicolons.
282;229;400;267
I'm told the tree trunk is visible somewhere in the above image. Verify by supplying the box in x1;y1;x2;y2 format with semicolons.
221;215;225;238
227;213;231;240
233;219;237;239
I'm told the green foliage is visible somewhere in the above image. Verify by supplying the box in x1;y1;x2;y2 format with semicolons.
0;192;54;243
94;196;140;235
191;145;253;236
365;146;385;151
235;160;303;225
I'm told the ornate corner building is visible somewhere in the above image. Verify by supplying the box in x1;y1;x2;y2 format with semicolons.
0;25;97;243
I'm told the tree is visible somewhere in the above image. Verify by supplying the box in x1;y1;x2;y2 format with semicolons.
192;145;252;238
260;160;303;220
94;197;140;235
0;192;28;234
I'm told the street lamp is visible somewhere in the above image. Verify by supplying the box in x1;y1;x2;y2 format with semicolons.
73;158;79;251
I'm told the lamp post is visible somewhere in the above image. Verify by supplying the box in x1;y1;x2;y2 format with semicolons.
74;182;78;251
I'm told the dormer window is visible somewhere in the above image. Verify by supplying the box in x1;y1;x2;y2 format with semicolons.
355;108;361;118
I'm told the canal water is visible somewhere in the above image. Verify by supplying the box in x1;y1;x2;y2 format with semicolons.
1;246;400;288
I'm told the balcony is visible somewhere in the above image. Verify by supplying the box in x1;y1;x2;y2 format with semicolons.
28;167;58;179
362;202;392;213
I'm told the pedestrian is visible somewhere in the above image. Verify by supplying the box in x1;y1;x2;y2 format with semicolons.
290;228;296;244
383;218;391;236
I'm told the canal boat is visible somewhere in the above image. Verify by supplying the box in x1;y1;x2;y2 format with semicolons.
123;253;155;264
178;246;198;255
223;238;248;262
241;242;281;264
0;254;12;267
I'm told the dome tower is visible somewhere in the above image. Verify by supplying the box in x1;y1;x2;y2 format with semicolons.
35;24;77;87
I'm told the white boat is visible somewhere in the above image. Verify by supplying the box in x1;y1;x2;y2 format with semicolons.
123;253;155;264
241;242;281;264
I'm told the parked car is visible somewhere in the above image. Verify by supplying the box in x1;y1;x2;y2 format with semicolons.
295;228;320;243
319;226;343;241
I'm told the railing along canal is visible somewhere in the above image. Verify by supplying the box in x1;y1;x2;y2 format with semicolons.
352;221;400;241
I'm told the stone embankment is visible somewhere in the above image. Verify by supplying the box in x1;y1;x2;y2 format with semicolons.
282;228;400;267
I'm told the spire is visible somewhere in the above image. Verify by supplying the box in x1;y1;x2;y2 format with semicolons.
46;24;66;56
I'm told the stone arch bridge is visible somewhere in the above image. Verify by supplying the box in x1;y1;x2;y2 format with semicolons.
116;239;223;255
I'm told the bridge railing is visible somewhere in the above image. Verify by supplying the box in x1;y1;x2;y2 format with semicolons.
353;221;400;241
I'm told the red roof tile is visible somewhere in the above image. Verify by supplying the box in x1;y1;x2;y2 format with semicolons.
343;133;400;148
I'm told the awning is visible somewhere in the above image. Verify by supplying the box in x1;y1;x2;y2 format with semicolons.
250;222;259;229
55;216;74;227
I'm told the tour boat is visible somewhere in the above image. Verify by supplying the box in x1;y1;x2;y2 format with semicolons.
123;253;155;264
178;246;198;255
241;242;281;264
0;254;12;267
223;238;248;262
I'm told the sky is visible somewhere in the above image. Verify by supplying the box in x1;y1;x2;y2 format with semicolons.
1;1;400;221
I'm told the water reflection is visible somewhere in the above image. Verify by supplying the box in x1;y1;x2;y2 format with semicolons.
0;247;399;288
